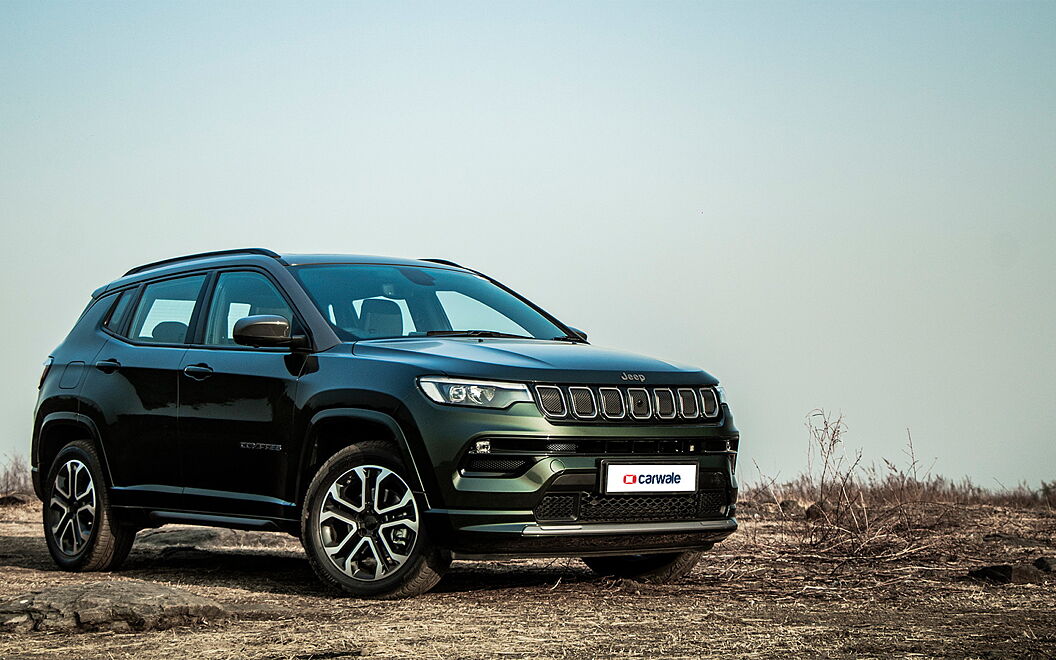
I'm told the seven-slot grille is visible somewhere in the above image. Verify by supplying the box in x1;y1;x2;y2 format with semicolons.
534;384;722;423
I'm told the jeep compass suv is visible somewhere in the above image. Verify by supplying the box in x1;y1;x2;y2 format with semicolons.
33;249;738;597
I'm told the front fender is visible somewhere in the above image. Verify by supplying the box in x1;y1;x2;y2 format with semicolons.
299;408;436;509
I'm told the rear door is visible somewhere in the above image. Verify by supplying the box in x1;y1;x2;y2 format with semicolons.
177;269;305;519
82;274;207;510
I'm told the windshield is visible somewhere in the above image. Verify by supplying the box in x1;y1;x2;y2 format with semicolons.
292;264;570;341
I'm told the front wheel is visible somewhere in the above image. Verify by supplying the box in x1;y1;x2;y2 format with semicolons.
301;441;449;598
582;550;704;584
43;440;135;571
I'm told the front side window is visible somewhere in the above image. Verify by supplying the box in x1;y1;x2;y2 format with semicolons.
293;264;568;341
202;271;295;346
127;275;207;344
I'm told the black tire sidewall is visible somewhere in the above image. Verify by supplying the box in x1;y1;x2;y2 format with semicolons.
583;550;703;582
302;444;436;597
43;441;109;570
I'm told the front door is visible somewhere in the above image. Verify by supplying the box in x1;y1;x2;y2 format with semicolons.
177;270;304;519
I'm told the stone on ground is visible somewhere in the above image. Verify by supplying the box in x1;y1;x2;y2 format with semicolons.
0;580;227;633
968;564;1048;585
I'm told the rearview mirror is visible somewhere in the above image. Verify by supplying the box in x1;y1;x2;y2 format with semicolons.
568;326;588;341
232;315;306;349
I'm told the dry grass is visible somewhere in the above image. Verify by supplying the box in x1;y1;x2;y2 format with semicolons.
742;410;1053;560
0;497;1053;658
0;455;30;495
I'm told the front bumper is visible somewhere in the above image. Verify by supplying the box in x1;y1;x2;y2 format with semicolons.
426;509;737;558
409;399;740;556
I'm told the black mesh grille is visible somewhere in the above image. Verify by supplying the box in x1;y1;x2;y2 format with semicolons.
569;387;597;418
700;388;719;417
462;456;532;475
698;490;726;517
600;388;625;418
534;494;577;521
534;490;729;523
655;389;676;418
628;388;651;418
678;388;699;418
536;386;566;416
475;437;736;456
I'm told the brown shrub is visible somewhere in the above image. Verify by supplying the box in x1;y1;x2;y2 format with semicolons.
742;410;1053;559
0;455;31;494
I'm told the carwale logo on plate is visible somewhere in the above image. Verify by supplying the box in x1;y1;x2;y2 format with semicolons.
606;463;697;493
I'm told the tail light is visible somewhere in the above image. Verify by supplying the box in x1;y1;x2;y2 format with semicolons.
39;357;54;389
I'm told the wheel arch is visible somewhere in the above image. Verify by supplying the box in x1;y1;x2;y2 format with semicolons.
299;409;434;509
34;413;113;500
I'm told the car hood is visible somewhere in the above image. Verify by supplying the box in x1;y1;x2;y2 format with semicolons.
349;338;717;385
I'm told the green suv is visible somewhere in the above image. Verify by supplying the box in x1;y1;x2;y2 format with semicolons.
32;249;738;598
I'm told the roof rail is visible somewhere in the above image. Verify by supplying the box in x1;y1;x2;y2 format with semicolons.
421;258;465;269
123;248;285;277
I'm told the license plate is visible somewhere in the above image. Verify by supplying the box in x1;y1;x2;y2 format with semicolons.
602;462;698;494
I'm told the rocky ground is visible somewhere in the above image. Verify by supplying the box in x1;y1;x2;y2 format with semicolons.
0;497;1052;659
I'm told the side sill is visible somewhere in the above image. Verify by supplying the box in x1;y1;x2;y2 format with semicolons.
145;510;285;531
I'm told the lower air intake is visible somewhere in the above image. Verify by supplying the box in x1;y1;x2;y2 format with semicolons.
533;490;728;523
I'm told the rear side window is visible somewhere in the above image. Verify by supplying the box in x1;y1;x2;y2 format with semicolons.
127;275;206;344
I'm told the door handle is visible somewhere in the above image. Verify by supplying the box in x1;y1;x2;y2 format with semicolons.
94;359;121;374
182;364;214;381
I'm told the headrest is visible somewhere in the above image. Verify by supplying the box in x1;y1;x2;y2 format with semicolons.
360;299;403;337
151;321;188;343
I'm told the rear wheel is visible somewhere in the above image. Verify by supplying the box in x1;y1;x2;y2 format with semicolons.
301;441;449;598
582;550;704;584
43;440;135;571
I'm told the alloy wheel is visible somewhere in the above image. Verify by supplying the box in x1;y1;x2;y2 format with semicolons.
317;465;419;582
49;459;96;556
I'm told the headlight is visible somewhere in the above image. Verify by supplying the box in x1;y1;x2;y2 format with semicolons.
417;376;533;409
716;385;727;404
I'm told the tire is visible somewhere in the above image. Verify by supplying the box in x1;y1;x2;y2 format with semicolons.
582;550;704;584
43;440;135;571
301;441;449;598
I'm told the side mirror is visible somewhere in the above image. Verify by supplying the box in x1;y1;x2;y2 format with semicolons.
568;326;588;341
233;315;307;349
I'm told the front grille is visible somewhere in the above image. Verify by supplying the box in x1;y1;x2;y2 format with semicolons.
534;384;723;424
654;389;676;419
678;388;699;418
599;388;625;418
568;387;597;418
534;490;728;523
700;388;719;417
536;386;566;417
628;388;652;419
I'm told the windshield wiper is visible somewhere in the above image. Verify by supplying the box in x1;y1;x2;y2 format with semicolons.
550;335;587;343
425;330;535;340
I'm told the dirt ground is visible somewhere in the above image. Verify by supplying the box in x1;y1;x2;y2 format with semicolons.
0;500;1052;659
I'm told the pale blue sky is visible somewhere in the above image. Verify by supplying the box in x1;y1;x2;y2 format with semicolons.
2;2;1054;486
